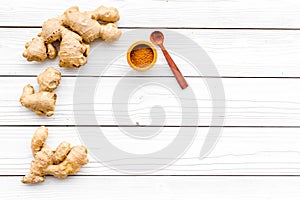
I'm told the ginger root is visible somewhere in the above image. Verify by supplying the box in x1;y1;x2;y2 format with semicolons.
37;67;62;92
58;28;90;67
23;5;121;68
20;84;57;117
20;67;61;117
62;6;121;43
23;37;56;62
22;126;88;184
31;126;48;155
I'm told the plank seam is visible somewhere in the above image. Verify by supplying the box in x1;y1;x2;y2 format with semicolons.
2;175;300;177
1;125;300;128
2;76;300;79
2;26;300;30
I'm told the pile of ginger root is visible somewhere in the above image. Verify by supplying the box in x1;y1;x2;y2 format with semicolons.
23;5;121;68
20;5;122;184
22;126;88;184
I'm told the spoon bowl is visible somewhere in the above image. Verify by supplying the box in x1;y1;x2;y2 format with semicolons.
150;31;165;46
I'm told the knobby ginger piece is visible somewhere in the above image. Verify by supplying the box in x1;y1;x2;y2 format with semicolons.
31;126;48;155
45;146;88;179
23;5;121;68
58;29;89;67
20;67;61;117
23;18;89;68
87;5;120;22
23;37;48;62
22;144;54;184
22;126;88;184
52;141;71;164
37;67;62;92
20;84;57;117
62;6;122;43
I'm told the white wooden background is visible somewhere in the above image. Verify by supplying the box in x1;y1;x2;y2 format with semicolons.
1;0;300;199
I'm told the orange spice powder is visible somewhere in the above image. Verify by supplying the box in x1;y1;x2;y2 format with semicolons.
130;44;154;67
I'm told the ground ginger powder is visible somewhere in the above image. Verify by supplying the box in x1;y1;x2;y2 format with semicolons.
130;44;154;67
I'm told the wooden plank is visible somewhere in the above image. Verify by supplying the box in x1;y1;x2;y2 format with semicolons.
2;77;300;126
1;176;300;200
2;127;300;175
1;0;300;28
2;28;300;77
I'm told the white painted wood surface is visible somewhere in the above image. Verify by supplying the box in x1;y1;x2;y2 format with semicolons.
2;176;300;200
1;0;300;28
2;28;300;77
1;127;300;175
1;0;300;199
1;77;300;126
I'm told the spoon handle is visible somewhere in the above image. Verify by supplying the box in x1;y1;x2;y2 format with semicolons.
160;46;188;89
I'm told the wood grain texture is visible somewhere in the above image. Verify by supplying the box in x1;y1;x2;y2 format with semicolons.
2;28;300;77
1;0;300;28
1;0;300;196
2;127;300;175
1;176;300;200
2;77;300;126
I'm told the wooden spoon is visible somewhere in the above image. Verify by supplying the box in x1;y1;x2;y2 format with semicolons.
150;31;188;89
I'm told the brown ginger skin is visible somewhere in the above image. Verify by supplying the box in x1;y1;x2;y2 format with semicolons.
46;43;58;59
40;18;90;68
23;37;47;62
58;29;89;67
45;146;88;179
31;126;48;155
23;18;89;67
37;67;62;92
22;144;54;184
23;5;121;68
22;126;88;184
23;37;57;62
62;6;122;43
52;141;71;164
20;84;57;117
20;67;61;117
87;5;120;22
